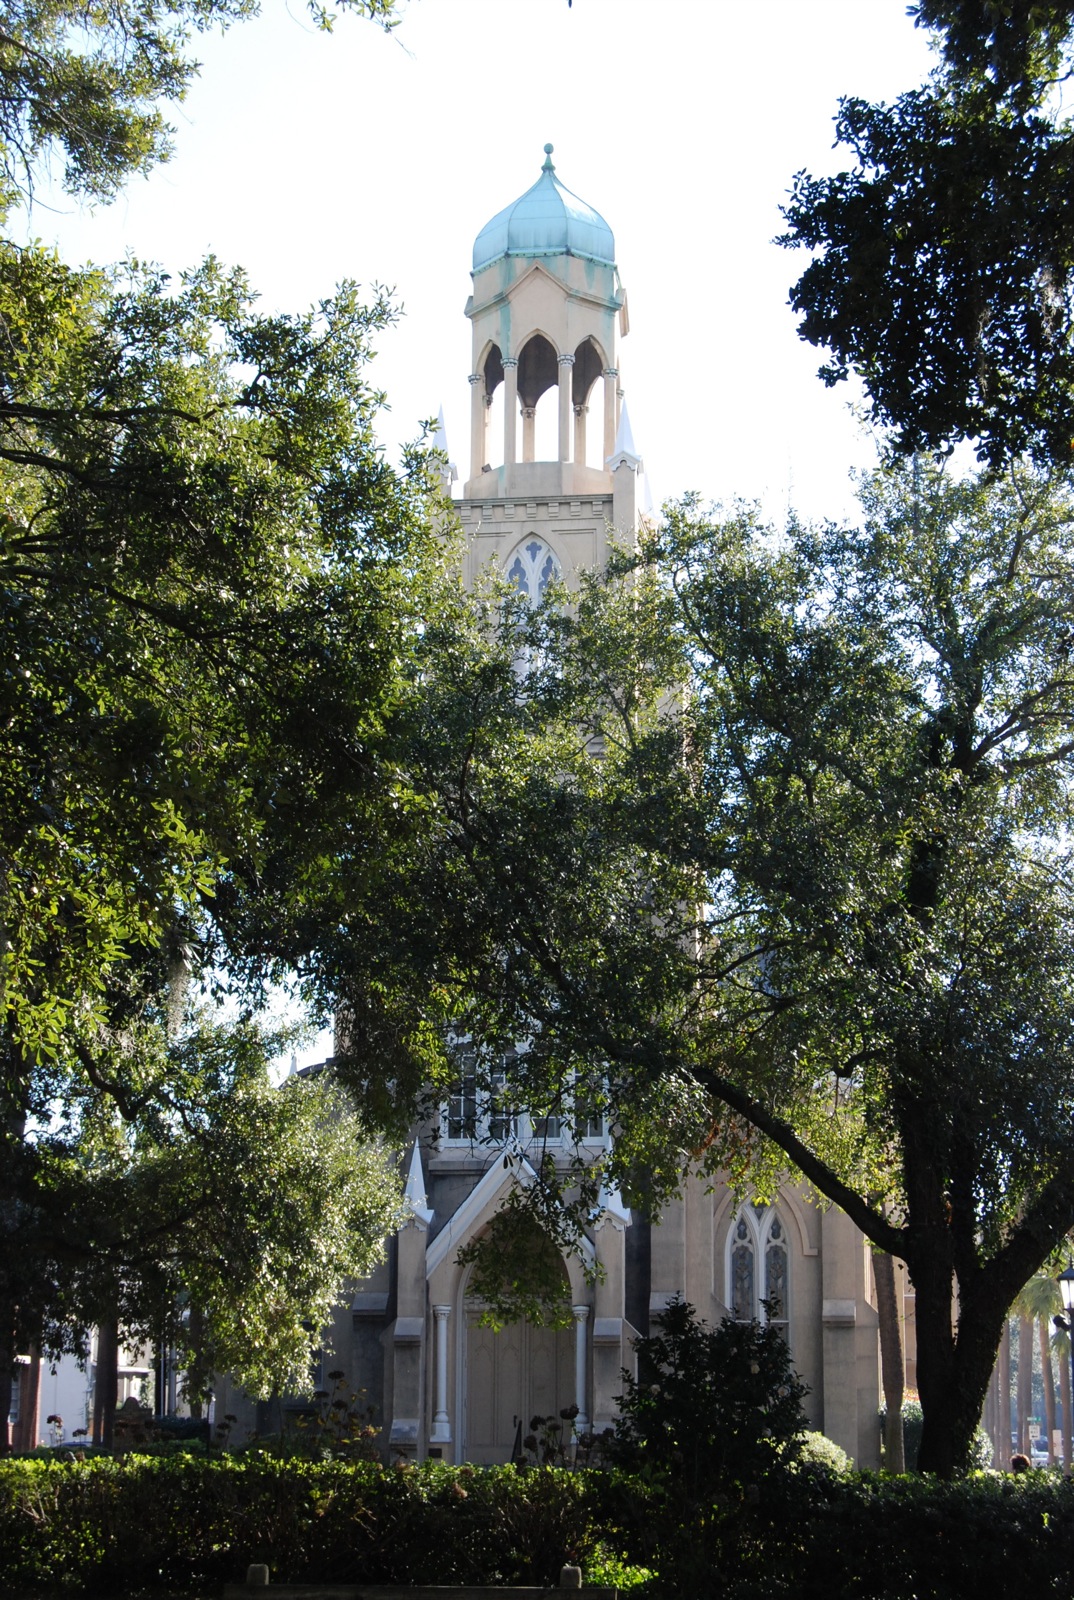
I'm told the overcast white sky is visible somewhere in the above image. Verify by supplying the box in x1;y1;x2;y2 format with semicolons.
25;0;935;527
24;0;937;1066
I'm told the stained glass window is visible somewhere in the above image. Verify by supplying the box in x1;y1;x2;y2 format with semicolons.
765;1215;788;1326
506;537;561;600
727;1207;790;1336
731;1218;755;1321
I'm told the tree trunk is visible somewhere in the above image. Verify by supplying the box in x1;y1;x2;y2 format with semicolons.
187;1303;204;1418
1060;1334;1073;1473
0;1362;11;1455
93;1320;119;1451
998;1319;1012;1466
913;1262;1007;1476
1039;1317;1057;1464
0;1304;17;1456
1018;1312;1034;1455
874;1250;906;1472
11;1344;40;1451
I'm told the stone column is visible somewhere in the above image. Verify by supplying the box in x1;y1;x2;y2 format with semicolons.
430;1304;451;1443
502;357;518;469
603;368;618;463
558;354;575;462
522;405;537;463
572;1305;590;1432
469;373;485;479
573;404;587;465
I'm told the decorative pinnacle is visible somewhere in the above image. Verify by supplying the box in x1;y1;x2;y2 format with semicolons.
542;142;555;172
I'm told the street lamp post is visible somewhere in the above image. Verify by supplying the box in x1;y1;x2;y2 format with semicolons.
1052;1266;1074;1472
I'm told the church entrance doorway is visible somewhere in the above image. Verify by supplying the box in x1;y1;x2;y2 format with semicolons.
462;1307;574;1463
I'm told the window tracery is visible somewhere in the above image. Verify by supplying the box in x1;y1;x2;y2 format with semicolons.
725;1204;790;1334
506;537;561;601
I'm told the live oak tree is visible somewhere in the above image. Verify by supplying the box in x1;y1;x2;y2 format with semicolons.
0;0;435;1439
0;239;444;1435
781;4;1074;470
12;1010;402;1446
327;459;1074;1478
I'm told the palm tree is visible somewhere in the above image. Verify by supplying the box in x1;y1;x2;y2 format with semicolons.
1014;1275;1063;1463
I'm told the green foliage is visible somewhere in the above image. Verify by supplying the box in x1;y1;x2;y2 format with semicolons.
882;1399;993;1474
610;1298;808;1495
794;1431;852;1475
0;228;441;1387
289;1370;382;1459
456;1185;578;1330
339;456;1074;1477
0;0;398;215
0;1456;622;1592
0;0;422;1433
10;1010;403;1398
782;7;1074;468
8;1455;1074;1599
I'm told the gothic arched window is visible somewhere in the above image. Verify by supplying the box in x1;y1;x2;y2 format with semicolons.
506;537;561;601
725;1204;790;1336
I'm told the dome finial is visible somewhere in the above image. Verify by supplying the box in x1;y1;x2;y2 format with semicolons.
542;143;555;172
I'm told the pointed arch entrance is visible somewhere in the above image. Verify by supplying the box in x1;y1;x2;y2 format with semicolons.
459;1249;574;1464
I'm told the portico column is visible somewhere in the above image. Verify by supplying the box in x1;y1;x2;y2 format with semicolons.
558;354;575;462
572;1304;590;1432
469;373;485;479
502;357;519;468
603;368;618;462
431;1304;451;1442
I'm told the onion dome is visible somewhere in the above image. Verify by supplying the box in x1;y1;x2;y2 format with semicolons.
472;145;615;272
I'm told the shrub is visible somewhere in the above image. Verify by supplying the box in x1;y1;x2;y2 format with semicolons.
794;1430;852;1474
609;1297;809;1494
880;1397;993;1473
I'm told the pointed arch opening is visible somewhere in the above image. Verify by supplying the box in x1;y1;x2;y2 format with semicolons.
518;334;559;462
572;336;605;469
481;343;505;471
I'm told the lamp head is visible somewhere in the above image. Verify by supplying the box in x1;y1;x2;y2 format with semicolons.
1058;1264;1074;1315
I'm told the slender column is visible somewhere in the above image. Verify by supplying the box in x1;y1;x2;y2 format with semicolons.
558;354;575;462
573;404;587;466
469;373;485;479
431;1305;451;1442
522;405;536;462
502;358;519;468
603;368;618;462
572;1304;590;1432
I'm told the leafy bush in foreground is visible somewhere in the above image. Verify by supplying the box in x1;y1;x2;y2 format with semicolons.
609;1298;809;1495
3;1454;1074;1598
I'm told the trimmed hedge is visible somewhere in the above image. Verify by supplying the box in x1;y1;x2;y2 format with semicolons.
3;1455;1074;1598
0;1456;612;1594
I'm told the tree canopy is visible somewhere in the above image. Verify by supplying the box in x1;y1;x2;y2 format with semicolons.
331;459;1074;1476
781;5;1074;469
0;0;397;212
0;0;434;1437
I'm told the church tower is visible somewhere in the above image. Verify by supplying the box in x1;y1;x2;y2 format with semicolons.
457;145;644;594
207;152;888;1473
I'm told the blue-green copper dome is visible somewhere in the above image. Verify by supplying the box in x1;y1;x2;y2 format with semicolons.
472;145;615;272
